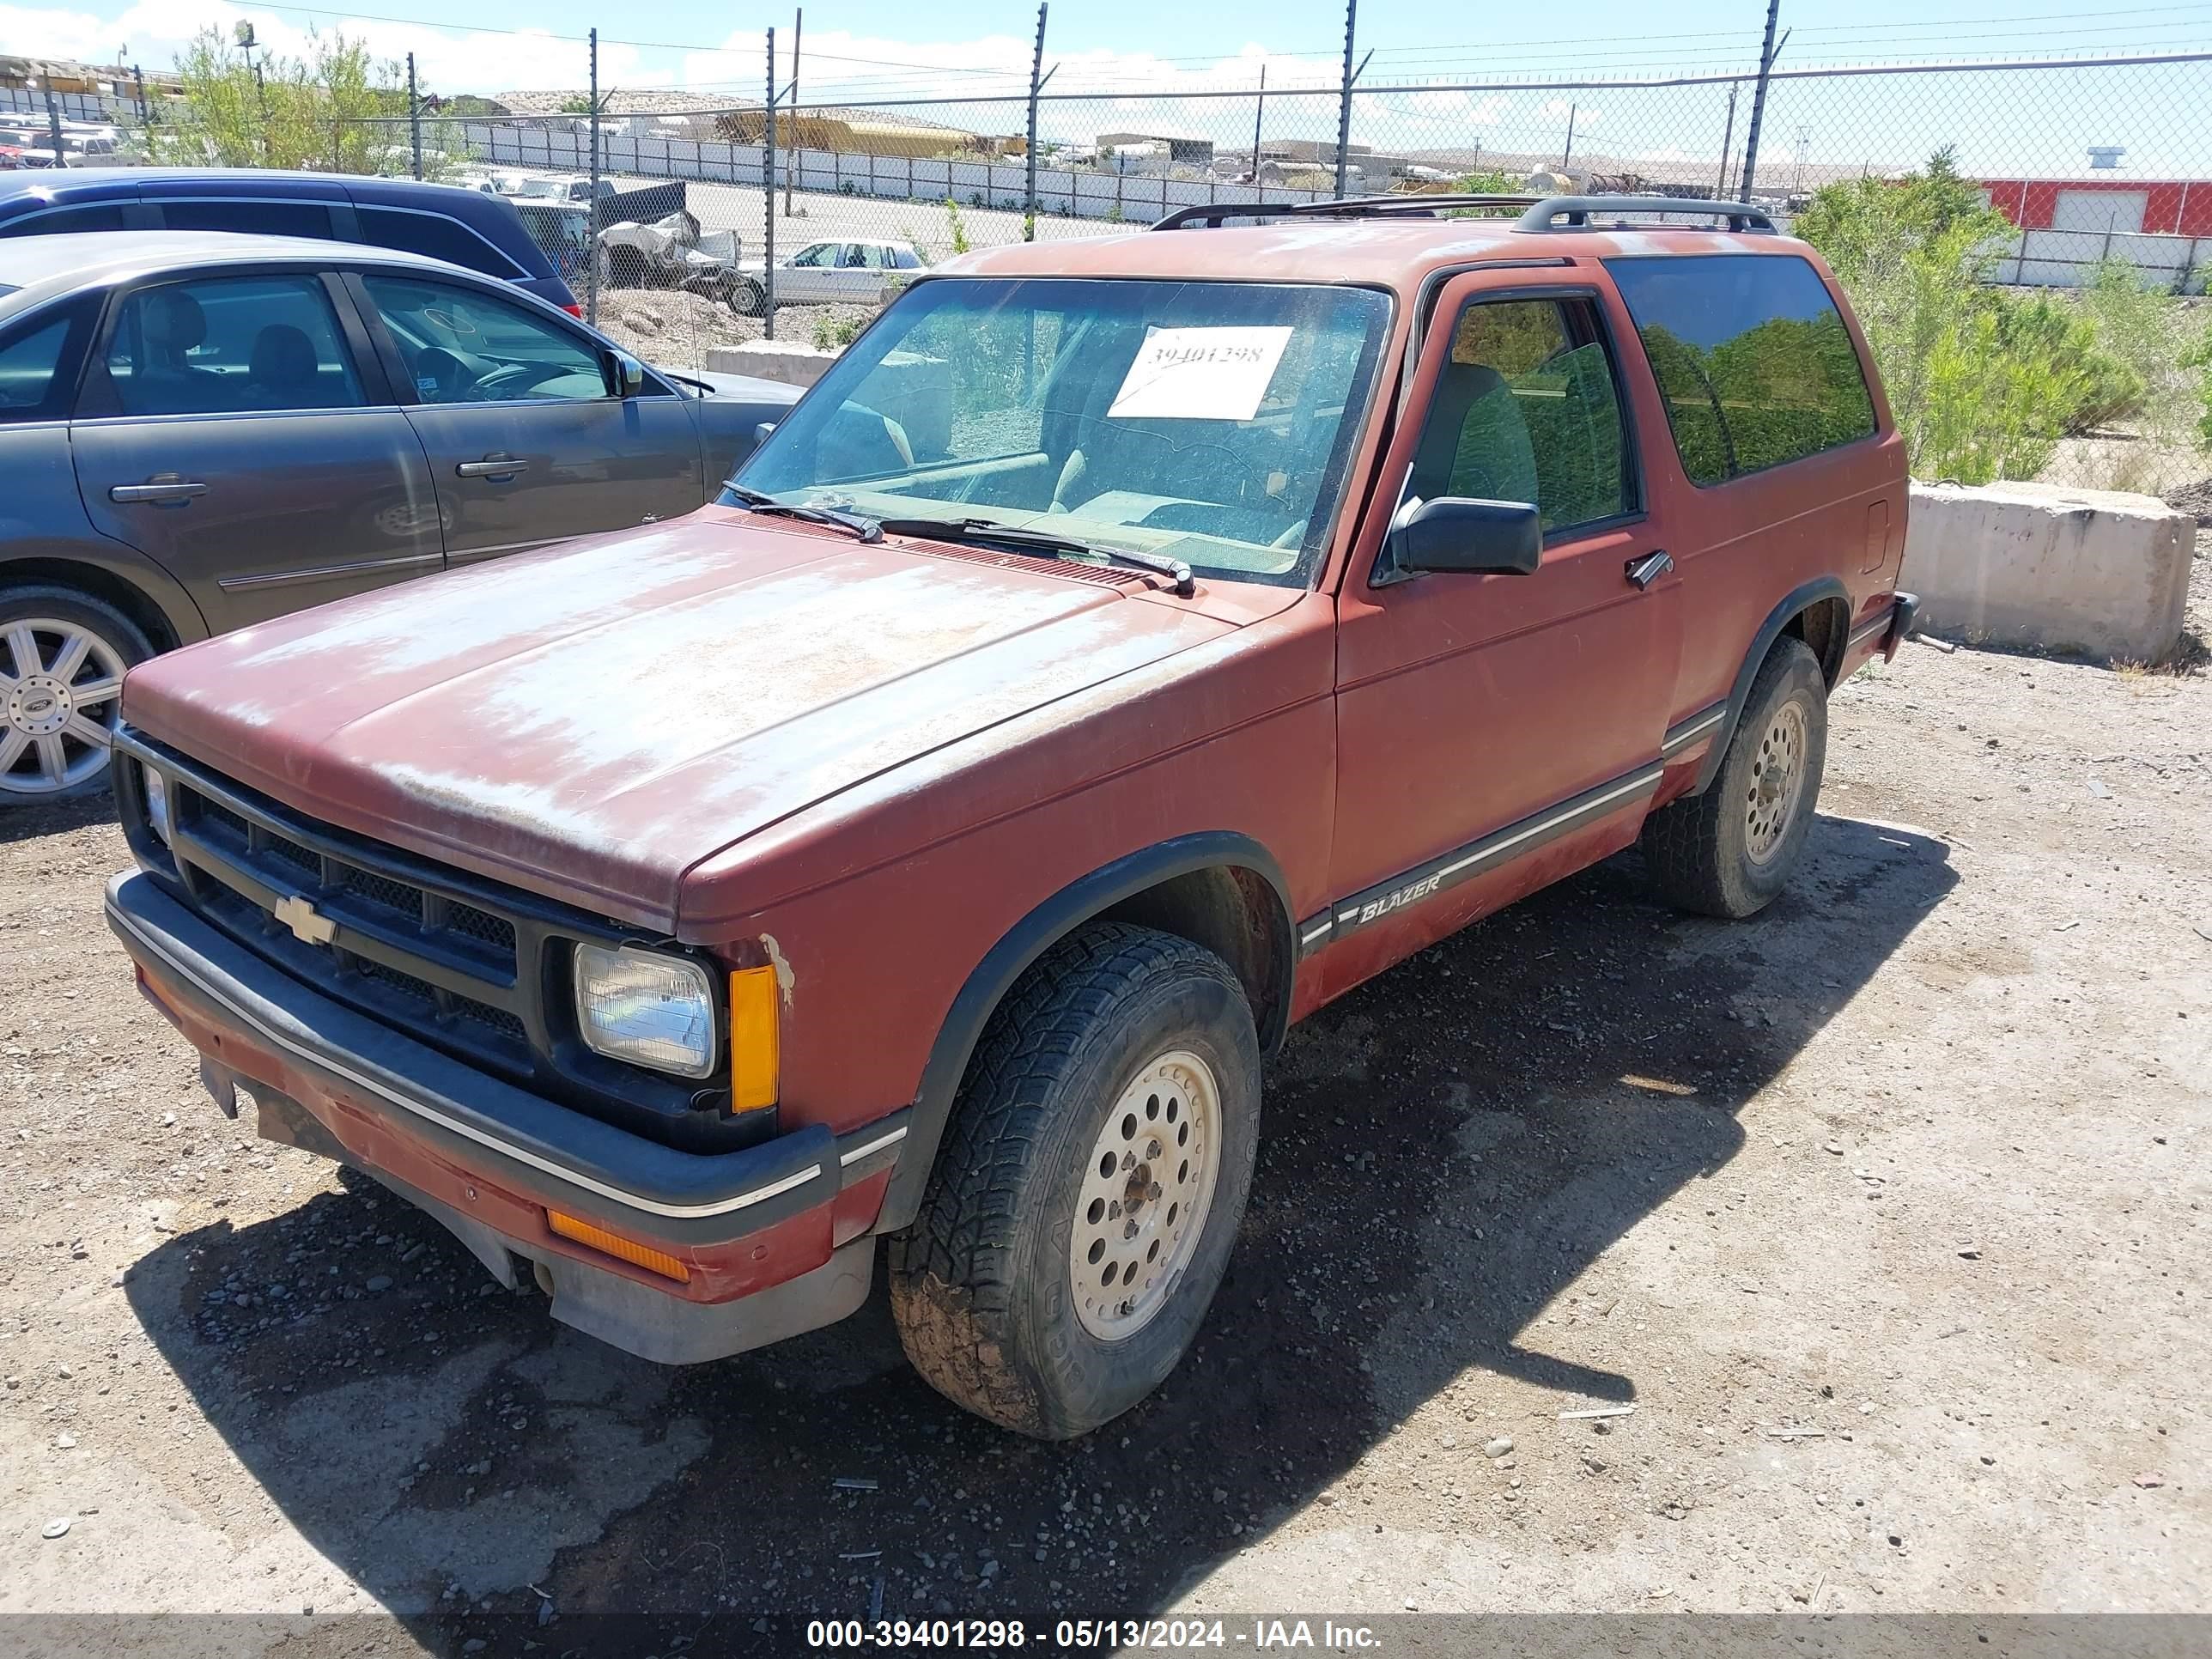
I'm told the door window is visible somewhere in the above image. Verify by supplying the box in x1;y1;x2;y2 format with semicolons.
1406;297;1632;534
859;244;890;270
102;276;365;416
158;198;336;240
360;274;608;404
1606;252;1877;485
840;244;870;269
788;243;833;268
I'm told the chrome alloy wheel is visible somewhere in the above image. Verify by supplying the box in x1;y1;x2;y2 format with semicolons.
1;619;126;798
1743;698;1809;865
1070;1049;1222;1340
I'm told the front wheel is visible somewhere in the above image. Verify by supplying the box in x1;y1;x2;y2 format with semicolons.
1640;635;1828;918
889;922;1261;1439
0;586;153;807
729;278;767;318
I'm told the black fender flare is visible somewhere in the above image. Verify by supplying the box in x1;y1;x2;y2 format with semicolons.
877;831;1294;1233
1691;576;1850;794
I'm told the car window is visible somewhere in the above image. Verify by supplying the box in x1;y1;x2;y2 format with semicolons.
0;313;76;422
1405;297;1632;536
102;276;365;417
737;276;1394;588
840;245;870;269
789;243;832;268
1606;252;1877;486
857;244;889;270
360;273;607;404
356;207;522;280
158;198;335;240
3;203;129;236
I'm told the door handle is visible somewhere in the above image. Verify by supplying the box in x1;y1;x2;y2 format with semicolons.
456;456;529;479
1625;550;1674;590
109;477;207;506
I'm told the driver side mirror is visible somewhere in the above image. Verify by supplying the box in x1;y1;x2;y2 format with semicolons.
1388;495;1542;577
610;349;646;398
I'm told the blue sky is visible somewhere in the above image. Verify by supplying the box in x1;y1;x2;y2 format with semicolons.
6;0;2209;174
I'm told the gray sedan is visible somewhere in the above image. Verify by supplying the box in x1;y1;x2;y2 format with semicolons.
0;230;798;805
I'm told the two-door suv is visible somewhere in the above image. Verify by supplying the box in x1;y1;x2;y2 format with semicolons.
103;196;1917;1437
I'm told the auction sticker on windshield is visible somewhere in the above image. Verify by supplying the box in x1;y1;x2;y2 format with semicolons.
1107;325;1293;420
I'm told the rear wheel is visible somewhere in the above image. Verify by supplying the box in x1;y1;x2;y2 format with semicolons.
889;922;1261;1439
730;277;767;318
1641;635;1827;918
0;586;153;807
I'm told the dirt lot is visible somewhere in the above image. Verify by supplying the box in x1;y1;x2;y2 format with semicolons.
0;562;2206;1653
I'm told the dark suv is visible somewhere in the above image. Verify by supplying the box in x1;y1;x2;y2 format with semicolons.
0;167;581;313
105;196;1916;1439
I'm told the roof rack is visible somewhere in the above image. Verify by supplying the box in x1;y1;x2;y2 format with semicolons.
1149;193;1541;231
1515;195;1776;233
1147;191;1776;235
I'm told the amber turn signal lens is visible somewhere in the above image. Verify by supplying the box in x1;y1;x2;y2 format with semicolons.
545;1210;691;1282
728;964;780;1113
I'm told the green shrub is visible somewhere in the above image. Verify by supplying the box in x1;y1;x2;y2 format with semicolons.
810;313;866;352
1796;148;2164;484
945;197;971;255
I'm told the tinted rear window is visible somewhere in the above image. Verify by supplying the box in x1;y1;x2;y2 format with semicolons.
357;206;522;278
158;198;335;239
1606;253;1876;486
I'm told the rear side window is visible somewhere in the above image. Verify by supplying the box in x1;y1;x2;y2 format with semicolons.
2;204;129;236
356;207;523;279
158;198;335;240
1606;253;1876;486
103;275;364;416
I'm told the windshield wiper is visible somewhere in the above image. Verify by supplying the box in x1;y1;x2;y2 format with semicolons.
724;484;882;543
876;516;1195;597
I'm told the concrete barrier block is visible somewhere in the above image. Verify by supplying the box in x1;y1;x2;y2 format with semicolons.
1903;480;2192;663
702;339;839;386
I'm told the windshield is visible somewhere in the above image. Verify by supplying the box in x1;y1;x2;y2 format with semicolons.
730;276;1393;587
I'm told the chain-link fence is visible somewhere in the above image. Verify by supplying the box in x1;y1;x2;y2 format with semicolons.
16;36;2212;495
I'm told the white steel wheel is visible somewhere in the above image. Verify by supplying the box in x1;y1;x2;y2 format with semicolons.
1;617;129;799
1070;1048;1221;1340
1743;699;1809;866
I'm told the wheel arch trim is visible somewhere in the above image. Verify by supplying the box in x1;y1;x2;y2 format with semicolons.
877;831;1295;1233
1690;576;1850;795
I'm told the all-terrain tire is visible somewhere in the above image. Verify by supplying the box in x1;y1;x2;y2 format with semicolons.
0;584;155;807
1641;635;1828;918
888;921;1261;1439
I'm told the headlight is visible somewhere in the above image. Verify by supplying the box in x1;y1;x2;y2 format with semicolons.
572;943;717;1079
142;765;173;848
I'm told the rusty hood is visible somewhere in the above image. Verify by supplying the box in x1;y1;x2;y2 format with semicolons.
123;511;1239;927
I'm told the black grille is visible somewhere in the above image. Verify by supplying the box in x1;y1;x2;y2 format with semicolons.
171;778;532;1066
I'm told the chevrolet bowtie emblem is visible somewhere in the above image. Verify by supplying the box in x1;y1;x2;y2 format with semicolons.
273;893;337;946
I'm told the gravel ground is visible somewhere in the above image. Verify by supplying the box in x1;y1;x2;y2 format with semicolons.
0;568;2205;1653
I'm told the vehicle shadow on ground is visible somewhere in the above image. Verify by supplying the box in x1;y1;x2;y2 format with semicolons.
0;792;115;846
124;812;1954;1651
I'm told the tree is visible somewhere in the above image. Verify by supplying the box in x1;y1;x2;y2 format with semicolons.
151;26;430;177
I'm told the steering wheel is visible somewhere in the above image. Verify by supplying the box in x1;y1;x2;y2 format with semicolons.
411;346;479;402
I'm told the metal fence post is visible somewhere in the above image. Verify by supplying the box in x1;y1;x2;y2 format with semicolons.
1334;0;1357;198
41;78;64;169
1025;3;1048;240
764;27;776;340
407;52;422;180
1713;82;1740;201
786;9;800;218
1251;64;1266;179
131;64;147;129
1737;0;1783;203
586;27;600;325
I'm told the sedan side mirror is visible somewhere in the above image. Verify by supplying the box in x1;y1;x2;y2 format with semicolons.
1388;495;1542;577
753;421;777;449
611;350;646;398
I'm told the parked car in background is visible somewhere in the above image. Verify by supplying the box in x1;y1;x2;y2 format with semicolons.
514;173;617;206
99;195;1913;1437
729;237;927;315
0;168;583;313
0;230;798;804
